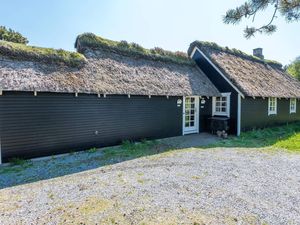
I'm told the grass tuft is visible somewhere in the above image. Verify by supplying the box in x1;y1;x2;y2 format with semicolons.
87;147;97;153
0;40;86;67
9;157;29;166
75;33;194;65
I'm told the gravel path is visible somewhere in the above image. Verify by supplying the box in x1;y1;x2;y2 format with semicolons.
1;147;300;224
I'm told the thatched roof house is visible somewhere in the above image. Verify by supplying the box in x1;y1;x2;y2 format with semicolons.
0;35;219;97
0;34;299;163
188;41;300;98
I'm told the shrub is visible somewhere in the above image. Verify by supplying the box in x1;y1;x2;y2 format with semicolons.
9;157;29;166
0;26;28;44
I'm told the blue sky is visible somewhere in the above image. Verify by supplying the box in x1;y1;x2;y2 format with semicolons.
1;0;299;64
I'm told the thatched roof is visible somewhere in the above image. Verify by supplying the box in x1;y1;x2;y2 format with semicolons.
0;37;220;97
188;41;300;98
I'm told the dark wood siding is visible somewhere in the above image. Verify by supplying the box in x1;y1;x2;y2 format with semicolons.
199;97;213;132
192;50;238;134
241;97;300;131
0;92;182;162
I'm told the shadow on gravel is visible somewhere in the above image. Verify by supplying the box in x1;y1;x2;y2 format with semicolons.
1;121;298;189
0;133;219;189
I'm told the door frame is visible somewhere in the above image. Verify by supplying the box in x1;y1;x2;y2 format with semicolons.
182;96;200;135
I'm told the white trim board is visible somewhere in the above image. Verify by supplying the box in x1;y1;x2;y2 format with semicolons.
237;94;241;136
0;138;2;165
190;47;245;98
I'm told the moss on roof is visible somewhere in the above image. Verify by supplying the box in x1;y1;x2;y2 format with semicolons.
189;41;283;68
0;40;86;67
75;33;194;65
188;40;300;98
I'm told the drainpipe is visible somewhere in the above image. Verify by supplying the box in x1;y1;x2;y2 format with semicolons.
237;94;241;136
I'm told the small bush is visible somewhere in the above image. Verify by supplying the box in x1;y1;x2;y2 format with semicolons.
87;147;97;153
0;26;28;44
118;40;130;48
121;140;134;150
9;157;29;166
130;42;145;52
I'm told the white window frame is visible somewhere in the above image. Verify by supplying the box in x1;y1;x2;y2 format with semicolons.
212;92;231;117
290;98;297;114
268;97;277;115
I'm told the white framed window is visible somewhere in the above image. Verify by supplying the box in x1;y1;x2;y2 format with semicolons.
268;97;277;115
290;98;297;114
212;93;231;117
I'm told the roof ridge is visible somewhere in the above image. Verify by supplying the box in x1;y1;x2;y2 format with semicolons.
75;33;195;66
188;41;283;68
0;40;86;68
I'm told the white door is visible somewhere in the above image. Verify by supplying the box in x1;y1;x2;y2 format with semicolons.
183;96;199;135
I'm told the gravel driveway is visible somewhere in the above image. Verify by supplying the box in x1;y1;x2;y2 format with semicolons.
1;146;300;224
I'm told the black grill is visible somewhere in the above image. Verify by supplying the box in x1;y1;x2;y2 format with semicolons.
209;117;230;133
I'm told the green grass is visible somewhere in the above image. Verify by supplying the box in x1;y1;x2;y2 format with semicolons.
209;122;300;152
0;40;86;67
0;158;33;174
274;133;300;151
189;40;283;68
75;33;193;65
87;147;97;153
9;157;29;166
100;139;164;162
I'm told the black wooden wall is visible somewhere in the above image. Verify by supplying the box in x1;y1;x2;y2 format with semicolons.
0;92;182;162
241;97;300;130
192;50;238;134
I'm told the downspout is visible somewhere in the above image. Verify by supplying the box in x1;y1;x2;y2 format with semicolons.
237;94;241;136
0;138;2;164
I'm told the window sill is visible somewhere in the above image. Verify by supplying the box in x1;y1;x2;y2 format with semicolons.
213;113;230;117
268;113;277;116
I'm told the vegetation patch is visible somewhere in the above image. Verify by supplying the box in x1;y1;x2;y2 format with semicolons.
100;139;162;161
0;40;86;67
0;26;28;44
75;33;194;65
189;41;283;68
208;122;300;152
87;147;97;153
